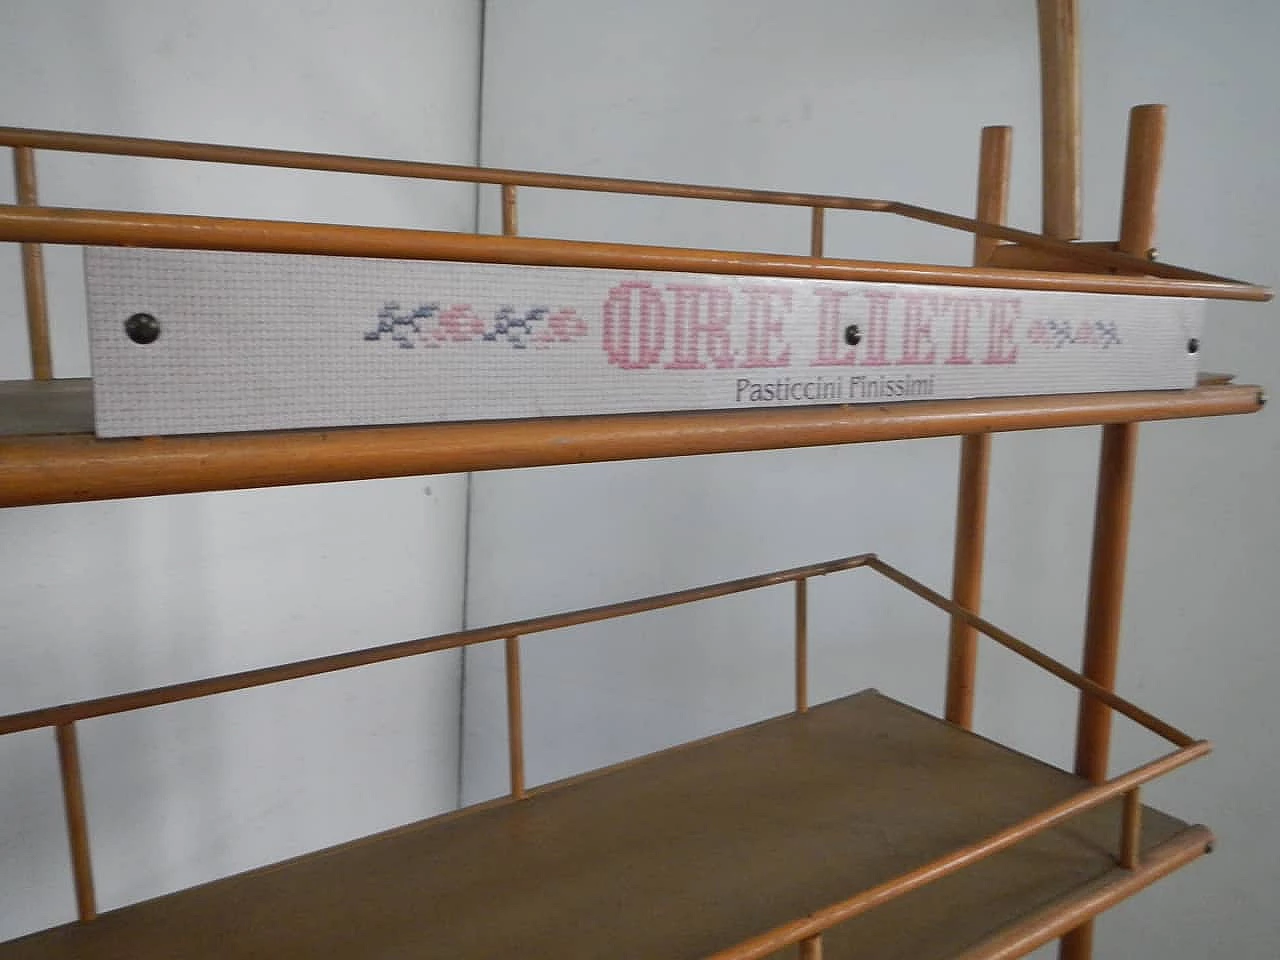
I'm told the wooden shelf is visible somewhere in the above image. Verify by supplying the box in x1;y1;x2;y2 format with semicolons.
0;691;1211;960
0;379;1264;507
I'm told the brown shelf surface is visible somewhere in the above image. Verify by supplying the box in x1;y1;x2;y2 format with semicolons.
1;690;1210;960
0;378;1265;507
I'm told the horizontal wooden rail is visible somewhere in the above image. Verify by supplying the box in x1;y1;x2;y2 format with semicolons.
866;557;1194;747
0;204;1265;300
0;383;1265;509
704;740;1211;960
0;124;891;212
0;554;874;736
0;124;1268;294
949;825;1212;960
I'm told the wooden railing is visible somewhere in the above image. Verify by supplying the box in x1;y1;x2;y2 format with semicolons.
0;551;1207;957
1;124;1270;381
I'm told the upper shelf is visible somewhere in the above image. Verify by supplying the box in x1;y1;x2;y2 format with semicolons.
0;378;1264;508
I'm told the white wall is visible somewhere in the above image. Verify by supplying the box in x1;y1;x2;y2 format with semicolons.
0;0;480;941
464;2;1279;959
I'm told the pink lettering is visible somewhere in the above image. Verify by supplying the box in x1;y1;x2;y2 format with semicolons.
899;292;938;365
665;285;734;369
945;295;977;365
813;288;858;366
741;286;793;368
858;289;893;366
603;282;665;369
985;297;1020;364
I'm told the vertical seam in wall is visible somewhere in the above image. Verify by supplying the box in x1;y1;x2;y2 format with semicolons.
455;0;488;811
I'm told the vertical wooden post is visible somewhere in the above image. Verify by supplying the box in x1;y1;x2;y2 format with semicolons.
945;125;1008;728
795;579;809;713
1120;788;1143;869
945;434;991;727
1037;0;1082;240
501;183;519;237
799;934;823;959
1058;424;1137;960
504;636;526;799
1060;103;1163;960
13;146;53;380
1118;105;1167;259
55;723;97;921
810;206;825;258
1073;423;1139;784
972;126;1012;266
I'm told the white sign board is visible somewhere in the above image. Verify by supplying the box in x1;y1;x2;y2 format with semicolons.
85;248;1203;437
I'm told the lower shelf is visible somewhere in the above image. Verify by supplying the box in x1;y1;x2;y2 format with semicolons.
2;690;1210;960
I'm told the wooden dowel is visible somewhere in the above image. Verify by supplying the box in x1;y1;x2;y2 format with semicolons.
13;147;52;380
0;384;1264;512
1118;105;1166;259
1060;422;1138;960
0;554;875;737
945;127;1008;729
795;579;809;713
55;722;97;921
1037;0;1082;240
1074;423;1139;781
875;200;1260;291
809;206;824;258
0;204;1266;301
799;935;823;959
952;827;1212;960
501;183;518;237
0;124;891;211
504;636;525;800
1120;787;1142;869
973;126;1012;266
945;433;990;728
866;556;1195;748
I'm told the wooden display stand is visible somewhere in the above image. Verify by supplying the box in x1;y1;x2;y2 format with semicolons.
0;8;1269;959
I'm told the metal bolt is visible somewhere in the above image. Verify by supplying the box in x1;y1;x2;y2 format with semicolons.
844;324;862;346
125;313;161;345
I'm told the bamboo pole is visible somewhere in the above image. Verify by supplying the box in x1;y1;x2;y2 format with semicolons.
55;723;97;921
505;636;525;800
799;935;823;959
12;147;52;380
795;579;809;713
1037;0;1082;239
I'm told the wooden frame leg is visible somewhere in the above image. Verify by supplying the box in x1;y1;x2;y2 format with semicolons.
945;125;1009;728
1060;100;1165;960
1058;422;1138;960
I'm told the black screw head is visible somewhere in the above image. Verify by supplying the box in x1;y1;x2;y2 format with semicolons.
1187;337;1200;355
844;324;862;346
125;313;161;345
